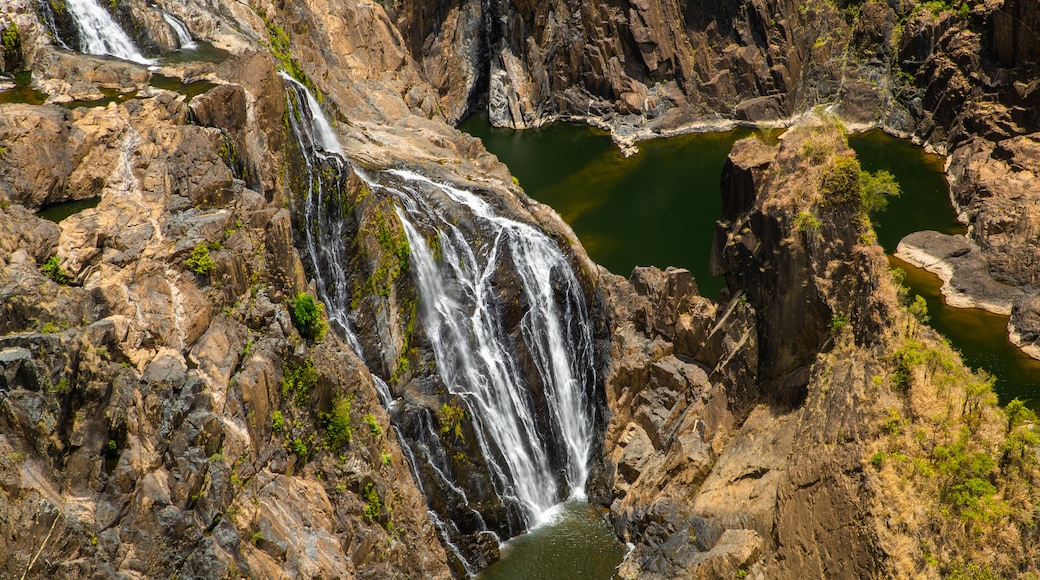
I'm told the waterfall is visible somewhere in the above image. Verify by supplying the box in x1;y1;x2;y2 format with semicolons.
280;74;597;571
64;0;152;64
161;11;197;51
280;72;363;355
381;171;596;518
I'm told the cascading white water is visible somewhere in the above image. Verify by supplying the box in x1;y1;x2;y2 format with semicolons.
161;11;197;51
381;170;596;520
280;72;597;569
63;0;152;64
280;73;364;356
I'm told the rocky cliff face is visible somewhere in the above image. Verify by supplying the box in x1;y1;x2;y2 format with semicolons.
0;0;538;575
596;116;1040;578
395;0;917;141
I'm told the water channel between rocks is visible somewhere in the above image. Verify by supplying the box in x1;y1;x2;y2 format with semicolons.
460;115;1040;579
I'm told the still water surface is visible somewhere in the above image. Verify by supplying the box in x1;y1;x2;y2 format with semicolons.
477;499;625;580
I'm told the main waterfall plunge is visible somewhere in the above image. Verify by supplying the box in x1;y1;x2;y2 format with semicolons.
282;76;599;573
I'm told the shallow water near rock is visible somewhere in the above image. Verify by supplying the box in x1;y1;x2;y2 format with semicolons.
37;197;101;223
0;72;47;105
477;499;625;580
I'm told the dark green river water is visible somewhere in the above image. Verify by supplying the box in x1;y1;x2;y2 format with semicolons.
460;114;754;299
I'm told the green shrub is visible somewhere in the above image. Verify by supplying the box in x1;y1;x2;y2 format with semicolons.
322;395;353;449
290;437;308;460
859;169;902;215
362;482;381;521
271;410;285;432
1;22;19;52
281;357;318;407
291;292;327;341
41;255;69;284
794;211;821;232
363;413;382;437
820;155;862;205
882;408;902;435
828;313;849;333
186;244;215;276
439;401;468;443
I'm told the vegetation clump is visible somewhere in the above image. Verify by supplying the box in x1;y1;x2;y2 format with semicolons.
291;292;327;340
439;401;468;444
281;357;318;407
362;482;381;521
819;154;862;206
321;394;353;449
186;244;215;276
1;22;21;71
41;255;69;284
818;152;901;219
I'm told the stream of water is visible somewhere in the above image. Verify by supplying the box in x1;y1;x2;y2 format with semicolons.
64;0;152;64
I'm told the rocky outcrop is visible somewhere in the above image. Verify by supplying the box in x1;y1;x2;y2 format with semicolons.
895;230;1023;315
599;116;1040;578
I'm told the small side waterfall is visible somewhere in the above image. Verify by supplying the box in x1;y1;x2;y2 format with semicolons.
280;73;363;356
280;74;598;573
64;0;151;64
161;11;197;51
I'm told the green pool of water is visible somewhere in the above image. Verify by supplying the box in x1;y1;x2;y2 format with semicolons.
156;40;231;66
37;197;101;223
460;113;756;299
477;499;625;580
0;71;47;105
149;73;217;101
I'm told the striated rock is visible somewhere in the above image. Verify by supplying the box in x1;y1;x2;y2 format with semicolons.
895;230;1024;315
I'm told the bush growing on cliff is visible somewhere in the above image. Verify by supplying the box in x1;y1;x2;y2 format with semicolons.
291;292;327;340
820;155;902;217
860;169;901;214
41;255;69;284
282;357;318;407
186;244;214;276
1;23;19;53
321;394;353;449
820;155;862;205
362;482;381;521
